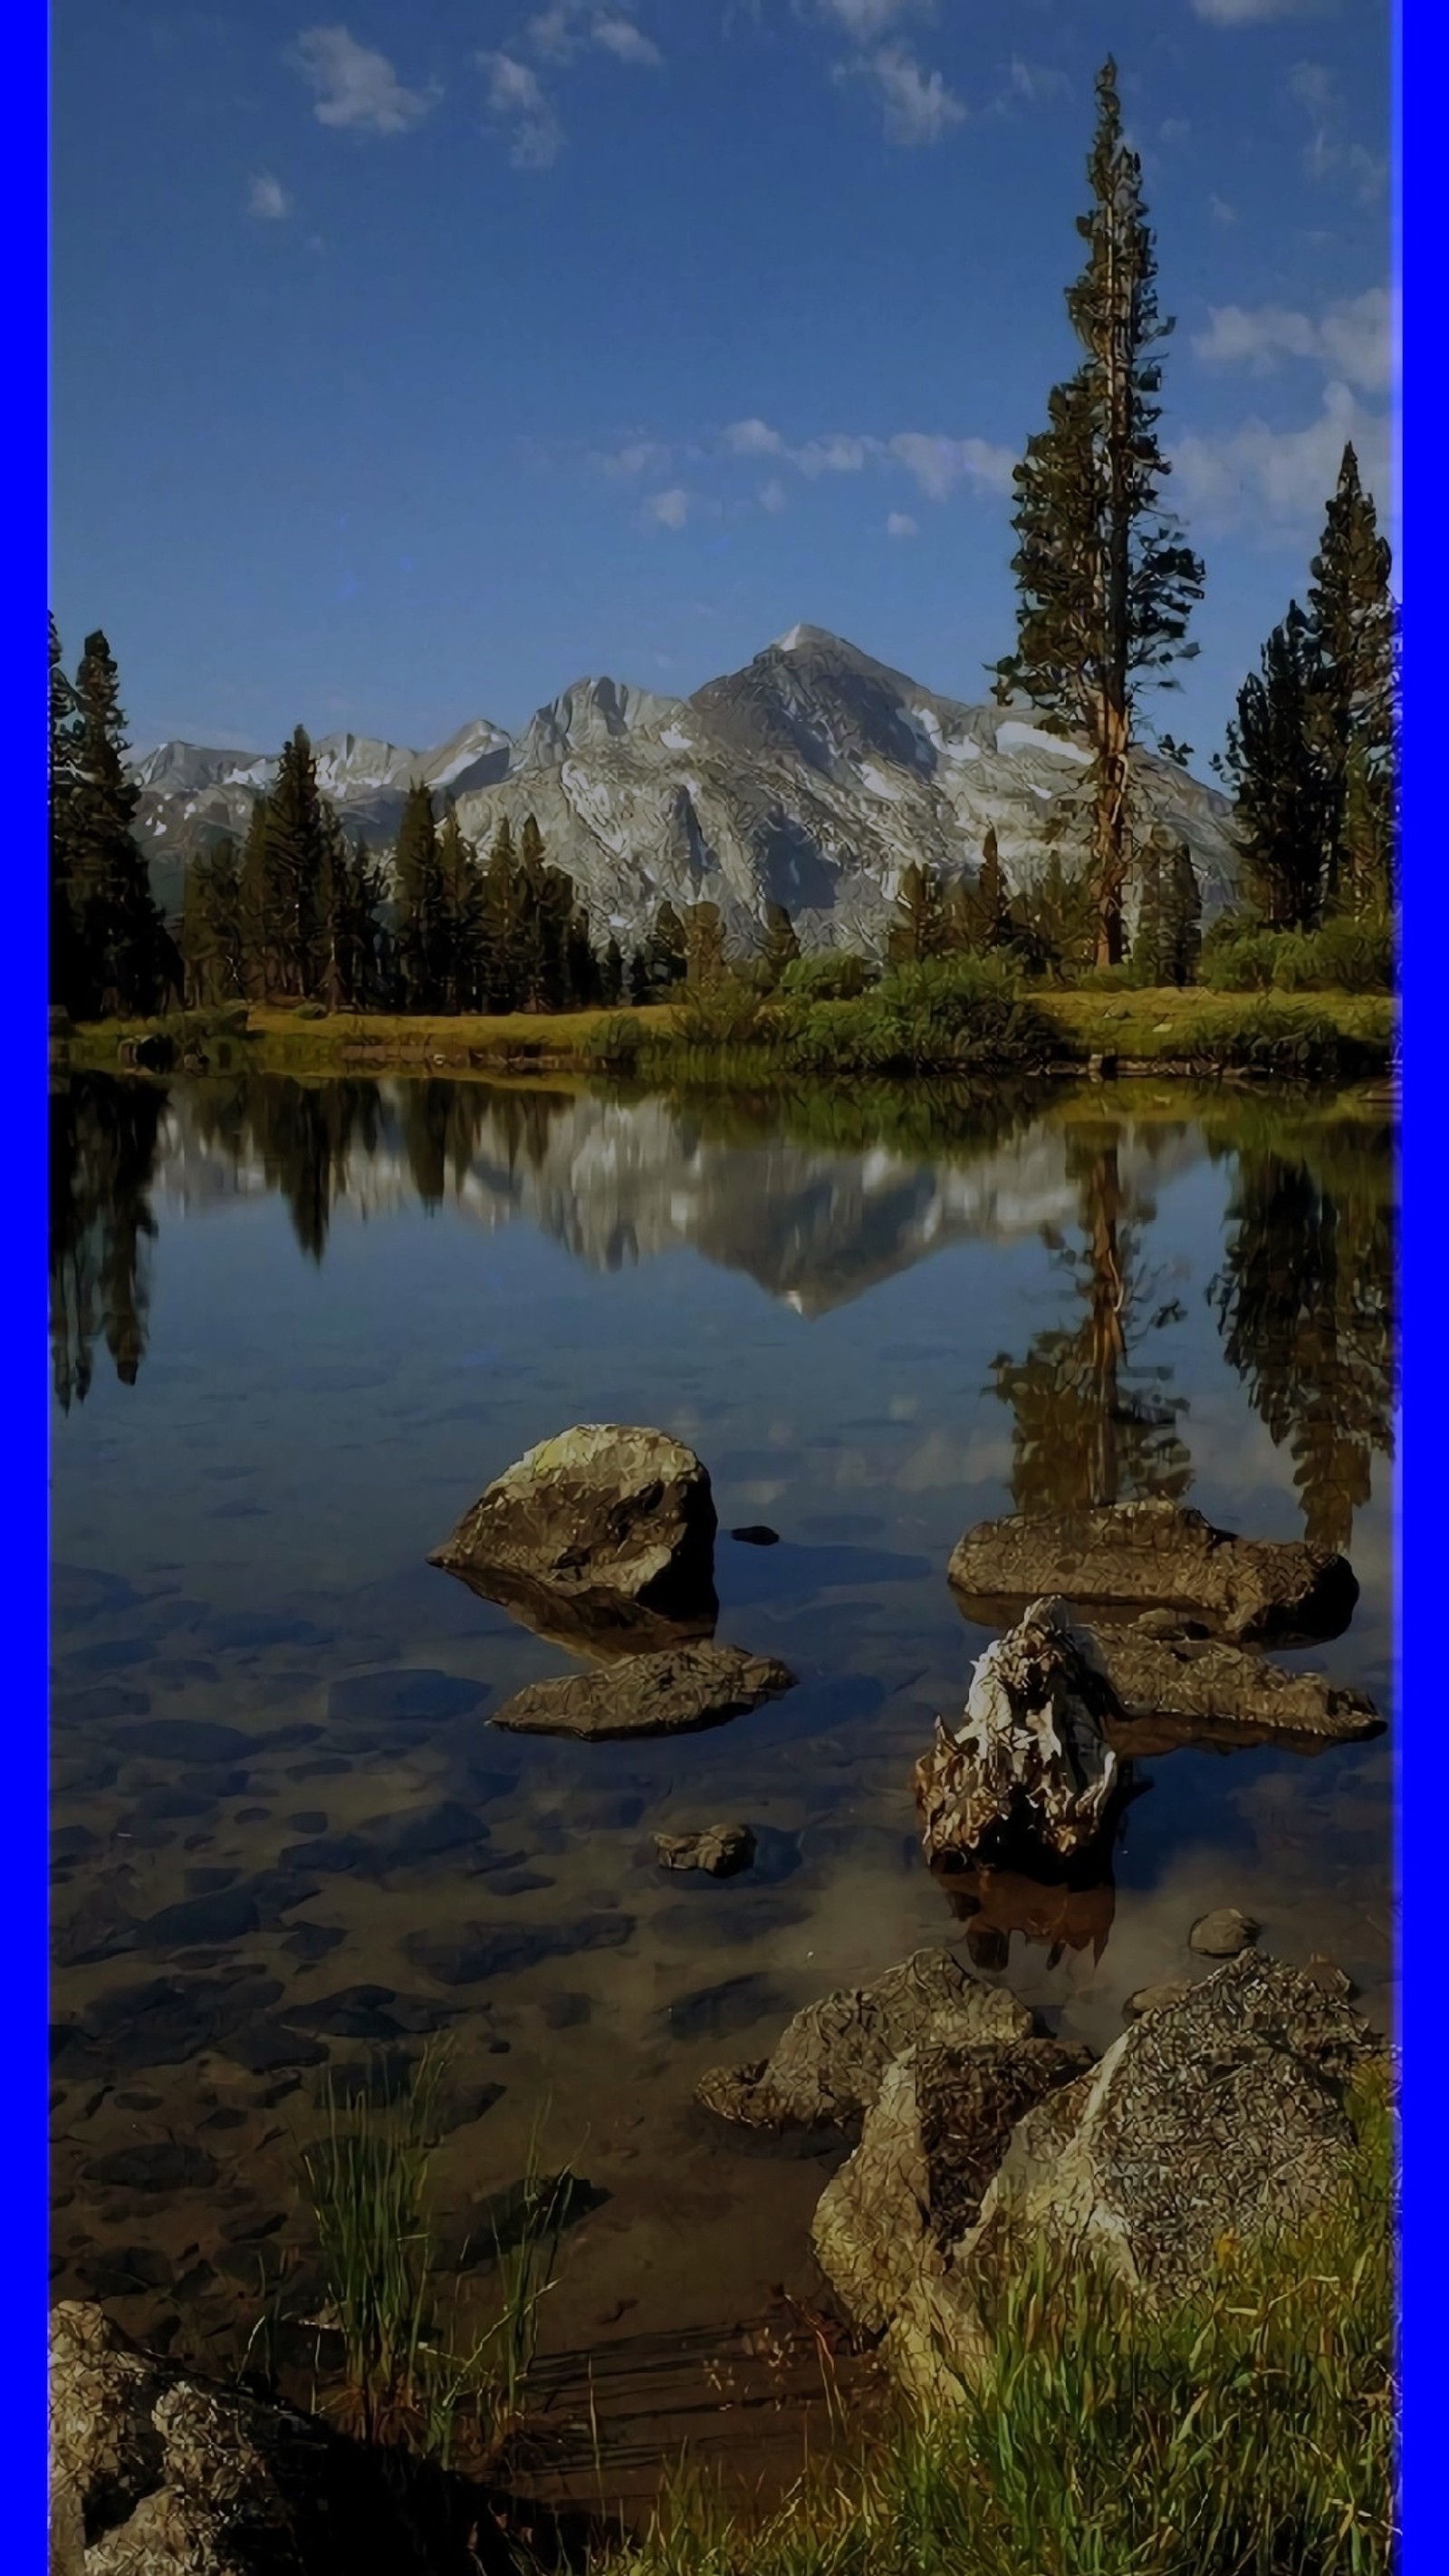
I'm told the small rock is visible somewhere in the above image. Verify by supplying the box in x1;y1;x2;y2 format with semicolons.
1123;1980;1195;2021
1302;1953;1355;2000
1189;1908;1261;1958
654;1822;757;1878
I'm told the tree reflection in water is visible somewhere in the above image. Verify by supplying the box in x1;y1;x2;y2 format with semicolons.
49;1074;167;1410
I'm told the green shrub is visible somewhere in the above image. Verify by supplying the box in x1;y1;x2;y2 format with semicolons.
777;953;873;1002
671;979;777;1048
585;1013;646;1070
1203;918;1395;997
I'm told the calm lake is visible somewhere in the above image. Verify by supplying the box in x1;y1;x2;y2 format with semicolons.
49;1072;1395;2442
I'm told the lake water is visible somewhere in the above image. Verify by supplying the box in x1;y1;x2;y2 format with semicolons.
48;1071;1395;2440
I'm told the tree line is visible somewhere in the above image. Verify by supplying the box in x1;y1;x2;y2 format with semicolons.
48;64;1395;1023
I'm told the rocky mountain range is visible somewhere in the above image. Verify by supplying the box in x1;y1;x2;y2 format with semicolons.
133;626;1240;952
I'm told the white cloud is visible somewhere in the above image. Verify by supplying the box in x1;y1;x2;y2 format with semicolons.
293;26;439;135
888;429;1016;499
724;417;787;457
1174;381;1393;535
248;170;291;219
1159;117;1192;147
526;4;661;67
887;510;918;538
646;486;693;528
1192;0;1319;21
1288;60;1387;203
482;51;563;167
817;0;922;32
1192;288;1396;395
592;15;662;66
795;433;870;476
1210;192;1238;225
860;46;966;148
759;476;789;514
595;437;674;476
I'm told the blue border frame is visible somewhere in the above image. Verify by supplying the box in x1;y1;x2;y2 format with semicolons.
1397;2;1431;2570
26;6;1417;2567
15;0;48;2559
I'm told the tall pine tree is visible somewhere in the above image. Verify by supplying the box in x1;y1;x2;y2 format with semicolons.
394;781;447;1010
1219;602;1331;932
993;60;1204;966
259;727;329;999
70;631;178;1016
48;616;85;1014
888;861;951;966
1307;442;1397;921
437;808;486;1013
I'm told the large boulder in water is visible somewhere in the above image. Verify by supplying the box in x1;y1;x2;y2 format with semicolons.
492;1642;793;1740
429;1424;718;1655
947;1501;1358;1645
47;2300;512;2574
914;1598;1126;1868
696;1946;1032;2138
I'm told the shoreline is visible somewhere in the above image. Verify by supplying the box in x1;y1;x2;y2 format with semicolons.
50;985;1396;1084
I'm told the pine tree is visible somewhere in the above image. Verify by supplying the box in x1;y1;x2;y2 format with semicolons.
480;818;523;1013
1131;832;1201;985
961;825;1013;953
394;780;447;1010
683;900;727;987
260;727;330;998
70;631;178;1017
992;60;1204;967
181;837;248;1004
238;795;274;999
761;901;801;985
1219;602;1330;932
888;861;951;966
437;809;486;1013
645;899;688;996
1013;849;1099;980
567;904;601;1006
628;945;650;1005
601;935;625;1005
1307;443;1397;920
48;616;85;1014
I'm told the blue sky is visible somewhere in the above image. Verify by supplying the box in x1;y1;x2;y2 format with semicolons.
50;1;1393;771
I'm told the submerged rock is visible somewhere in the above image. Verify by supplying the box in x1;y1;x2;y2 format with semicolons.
696;1946;1032;2136
811;2038;1093;2401
654;1821;757;1876
1190;1906;1262;1958
48;2300;513;2574
492;1644;794;1741
914;1598;1125;1867
1097;1622;1381;1751
947;1501;1358;1645
429;1423;718;1656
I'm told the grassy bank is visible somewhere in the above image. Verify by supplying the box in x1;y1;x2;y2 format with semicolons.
52;978;1395;1085
604;2062;1394;2576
